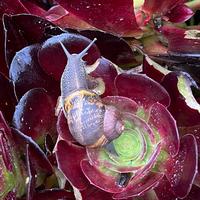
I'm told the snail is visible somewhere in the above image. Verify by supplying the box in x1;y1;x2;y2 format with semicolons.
59;39;124;147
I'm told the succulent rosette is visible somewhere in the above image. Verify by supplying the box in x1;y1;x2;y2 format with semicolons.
55;61;199;199
0;0;200;200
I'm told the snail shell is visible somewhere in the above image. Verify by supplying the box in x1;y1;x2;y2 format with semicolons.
64;90;107;147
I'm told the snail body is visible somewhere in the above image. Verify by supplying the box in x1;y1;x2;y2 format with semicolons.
60;39;123;147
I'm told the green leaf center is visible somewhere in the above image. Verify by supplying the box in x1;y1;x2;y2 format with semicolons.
113;129;142;160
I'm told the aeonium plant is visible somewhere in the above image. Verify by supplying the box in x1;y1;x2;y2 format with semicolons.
54;41;199;199
0;0;200;200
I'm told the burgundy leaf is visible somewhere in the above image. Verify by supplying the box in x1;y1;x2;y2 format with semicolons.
102;96;138;113
186;185;200;200
115;73;170;109
55;140;89;190
162;25;200;54
0;0;28;74
113;172;164;199
0;112;11;138
56;0;141;37
81;30;139;67
166;5;194;23
142;0;185;16
21;0;56;10
139;190;159;200
26;144;36;200
154;176;177;200
38;33;100;81
45;5;68;20
179;126;200;179
0;0;28;16
9;44;59;98
33;189;74;200
161;71;200;127
143;56;167;83
0;128;13;172
179;125;200;157
3;14;63;67
45;5;96;31
89;57;118;96
165;134;198;198
0;73;16;122
81;185;113;200
81;159;123;193
12;88;57;144
148;102;179;156
11;128;53;174
148;54;200;85
21;0;47;17
57;111;76;144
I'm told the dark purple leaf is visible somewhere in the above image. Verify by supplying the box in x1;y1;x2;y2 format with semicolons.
179;125;200;179
113;172;164;199
81;30;140;67
0;23;8;76
166;5;194;23
148;102;179;156
154;176;177;200
21;0;56;10
89;57;118;96
0;0;28;75
0;0;28;16
162;25;200;54
142;0;185;16
45;4;97;31
143;56;168;83
57;111;76;144
134;190;158;200
26;144;36;200
12;88;57;144
165;134;198;198
0;112;11;138
149;53;200;85
11;128;53;174
33;189;74;200
81;185;113;200
38;33;100;81
55;140;89;190
102;96;138;113
115;73;170;109
9;44;59;98
0;73;16;122
3;14;63;67
56;0;141;37
0;127;13;172
179;125;200;158
20;0;47;17
186;185;200;200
